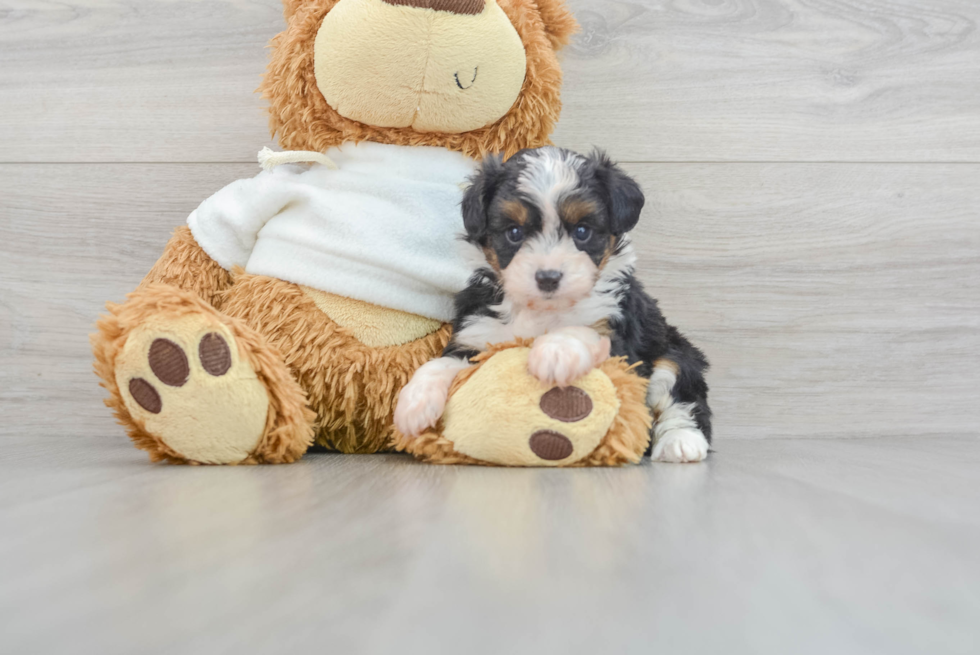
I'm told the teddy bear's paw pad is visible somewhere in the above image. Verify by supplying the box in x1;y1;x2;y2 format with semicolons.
198;333;233;376
528;430;574;461
527;388;595;460
115;315;270;465
539;387;593;423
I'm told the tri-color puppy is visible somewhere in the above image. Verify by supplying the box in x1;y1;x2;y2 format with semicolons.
394;147;712;463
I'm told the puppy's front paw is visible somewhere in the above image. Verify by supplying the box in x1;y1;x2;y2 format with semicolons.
528;330;609;387
394;377;450;438
394;358;470;438
652;428;709;463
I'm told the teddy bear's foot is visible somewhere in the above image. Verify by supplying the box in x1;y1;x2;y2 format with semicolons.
440;349;619;466
395;343;653;467
93;285;315;465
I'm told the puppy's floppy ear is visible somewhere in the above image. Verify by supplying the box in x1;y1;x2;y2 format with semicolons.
462;154;506;242
533;0;580;50
588;149;645;235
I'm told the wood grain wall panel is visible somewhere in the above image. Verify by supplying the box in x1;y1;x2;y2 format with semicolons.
3;1;979;163
2;162;976;439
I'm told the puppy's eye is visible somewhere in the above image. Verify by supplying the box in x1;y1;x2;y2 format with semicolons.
573;225;593;243
506;226;525;244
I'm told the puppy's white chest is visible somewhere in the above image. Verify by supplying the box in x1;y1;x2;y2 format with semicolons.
454;312;545;350
455;305;594;351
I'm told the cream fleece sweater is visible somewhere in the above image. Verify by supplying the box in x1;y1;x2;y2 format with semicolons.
187;142;478;322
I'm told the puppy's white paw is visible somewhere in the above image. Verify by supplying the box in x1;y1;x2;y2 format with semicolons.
394;358;470;438
652;428;709;464
528;330;609;387
394;377;449;438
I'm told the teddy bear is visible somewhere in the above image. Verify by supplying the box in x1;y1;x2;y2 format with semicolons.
92;0;652;467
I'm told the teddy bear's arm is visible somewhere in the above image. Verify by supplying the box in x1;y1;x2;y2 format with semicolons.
137;226;234;308
139;169;304;307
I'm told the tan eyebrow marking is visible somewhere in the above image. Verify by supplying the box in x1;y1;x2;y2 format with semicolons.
561;199;599;224
597;235;617;270
592;319;613;336
501;200;529;225
482;246;502;273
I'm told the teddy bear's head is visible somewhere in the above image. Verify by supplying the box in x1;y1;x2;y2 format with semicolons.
261;0;578;159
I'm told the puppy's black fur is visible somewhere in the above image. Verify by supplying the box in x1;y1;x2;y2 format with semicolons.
611;274;713;451
446;147;711;455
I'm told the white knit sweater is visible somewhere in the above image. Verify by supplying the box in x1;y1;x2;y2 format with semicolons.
187;142;478;322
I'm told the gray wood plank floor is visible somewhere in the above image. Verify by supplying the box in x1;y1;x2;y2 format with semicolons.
2;0;979;652
2;436;978;654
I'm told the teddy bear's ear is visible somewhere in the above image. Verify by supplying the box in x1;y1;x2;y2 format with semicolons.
533;0;580;50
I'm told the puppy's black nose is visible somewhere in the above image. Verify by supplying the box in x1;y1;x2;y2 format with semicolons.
535;270;563;293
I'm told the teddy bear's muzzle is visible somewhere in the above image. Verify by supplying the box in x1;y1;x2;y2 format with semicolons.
313;0;527;134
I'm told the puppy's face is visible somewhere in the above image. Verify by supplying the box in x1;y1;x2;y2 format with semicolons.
463;147;645;311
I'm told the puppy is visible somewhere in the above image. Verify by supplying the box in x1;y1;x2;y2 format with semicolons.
394;147;712;463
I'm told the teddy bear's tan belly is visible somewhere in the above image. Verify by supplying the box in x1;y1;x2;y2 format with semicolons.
300;287;444;348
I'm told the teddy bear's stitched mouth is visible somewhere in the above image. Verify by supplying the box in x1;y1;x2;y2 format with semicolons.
400;66;479;98
455;67;478;90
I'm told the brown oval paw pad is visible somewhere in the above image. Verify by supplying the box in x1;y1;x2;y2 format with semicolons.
199;333;232;377
529;430;574;461
148;339;189;387
129;378;162;414
540;387;593;423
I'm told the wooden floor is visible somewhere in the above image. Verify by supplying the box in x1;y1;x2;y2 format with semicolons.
2;436;979;654
1;0;979;652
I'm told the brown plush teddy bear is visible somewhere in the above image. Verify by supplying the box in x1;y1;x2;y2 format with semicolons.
92;0;652;467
